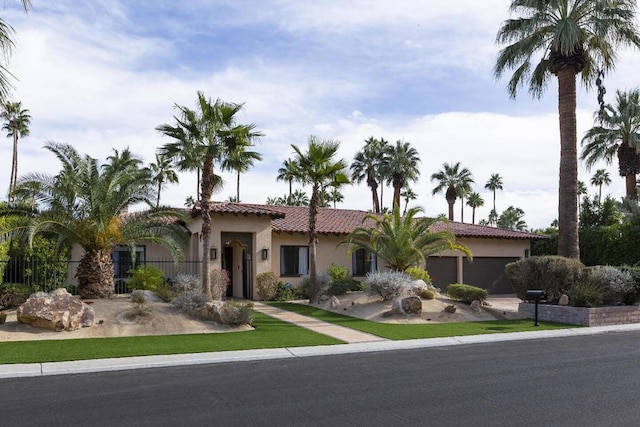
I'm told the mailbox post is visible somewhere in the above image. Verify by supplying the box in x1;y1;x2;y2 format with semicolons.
525;290;547;326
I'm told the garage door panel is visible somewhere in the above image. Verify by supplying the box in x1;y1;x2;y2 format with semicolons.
425;257;457;290
463;257;518;294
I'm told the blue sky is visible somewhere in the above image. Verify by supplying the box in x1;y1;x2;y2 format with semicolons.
3;1;640;229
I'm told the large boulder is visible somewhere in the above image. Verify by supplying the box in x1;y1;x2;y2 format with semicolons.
391;296;423;316
17;289;95;331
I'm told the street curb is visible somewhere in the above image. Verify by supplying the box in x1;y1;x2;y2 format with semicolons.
3;323;640;379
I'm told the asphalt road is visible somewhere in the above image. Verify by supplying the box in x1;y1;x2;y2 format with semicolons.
2;331;640;426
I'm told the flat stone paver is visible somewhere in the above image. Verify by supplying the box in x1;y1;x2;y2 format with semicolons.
252;302;387;343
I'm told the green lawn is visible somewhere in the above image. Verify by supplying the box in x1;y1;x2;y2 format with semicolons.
0;312;343;365
268;302;574;340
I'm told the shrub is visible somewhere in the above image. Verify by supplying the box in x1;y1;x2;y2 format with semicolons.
173;274;200;293
154;283;176;302
444;304;457;313
171;291;207;315
219;300;254;326
570;281;607;308
328;263;350;282
130;292;152;316
275;282;299;301
505;256;584;303
299;273;331;300
328;278;360;296
584;266;635;305
447;284;488;303
420;289;435;300
616;266;640;304
209;268;230;301
256;272;279;301
129;266;164;291
405;267;433;285
364;271;413;301
0;283;33;309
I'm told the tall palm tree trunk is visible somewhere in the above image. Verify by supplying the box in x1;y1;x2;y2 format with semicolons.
77;249;114;299
236;171;241;202
156;180;162;208
9;133;18;201
308;183;319;302
625;173;638;203
556;66;580;259
200;156;214;300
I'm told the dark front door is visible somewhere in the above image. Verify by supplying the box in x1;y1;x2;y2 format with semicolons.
223;246;234;297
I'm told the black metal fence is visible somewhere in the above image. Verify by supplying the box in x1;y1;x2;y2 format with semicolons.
1;258;202;294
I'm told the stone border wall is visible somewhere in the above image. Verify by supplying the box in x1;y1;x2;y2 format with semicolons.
518;303;640;327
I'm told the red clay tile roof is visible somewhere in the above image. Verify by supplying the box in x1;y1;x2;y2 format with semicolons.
198;203;547;240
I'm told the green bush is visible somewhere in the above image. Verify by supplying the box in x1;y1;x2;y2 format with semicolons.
154;283;176;303
0;283;33;309
129;266;164;291
299;273;331;300
447;283;487;303
570;281;607;308
275;282;299;301
256;272;280;301
219;300;254;326
328;263;350;282
405;267;432;285
505;256;584;303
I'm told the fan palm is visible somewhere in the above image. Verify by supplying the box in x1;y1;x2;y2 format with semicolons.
495;0;640;258
342;206;471;271
484;173;503;215
148;153;179;208
222;136;262;202
581;89;640;207
158;91;258;299
383;140;420;210
0;1;30;102
466;192;484;225
431;162;474;221
276;158;300;205
291;136;348;302
1;101;29;202
2;142;189;299
351;137;386;213
590;169;611;204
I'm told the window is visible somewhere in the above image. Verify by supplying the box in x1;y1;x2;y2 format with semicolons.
352;248;376;276
112;245;145;278
280;246;308;276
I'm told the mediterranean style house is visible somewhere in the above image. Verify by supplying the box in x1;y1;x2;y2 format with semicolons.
68;203;547;297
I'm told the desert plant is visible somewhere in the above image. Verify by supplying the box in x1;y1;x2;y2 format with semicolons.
420;289;435;300
327;278;353;296
616;266;640;303
447;284;488;304
154;283;176;303
209;268;230;301
256;272;280;301
130;291;152;316
129;265;164;291
584;266;635;305
328;263;350;282
363;271;413;301
173;273;200;293
405;267;432;285
570;281;607;308
505;256;584;303
219;300;254;326
444;304;457;313
0;283;33;309
171;290;207;315
299;272;331;300
274;282;299;301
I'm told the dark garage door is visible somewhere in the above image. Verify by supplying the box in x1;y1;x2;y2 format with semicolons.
425;257;457;291
463;257;518;294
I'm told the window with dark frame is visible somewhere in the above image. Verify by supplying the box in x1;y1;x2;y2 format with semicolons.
352;248;376;276
280;245;309;276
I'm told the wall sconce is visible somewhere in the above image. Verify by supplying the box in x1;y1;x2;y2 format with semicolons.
261;248;269;260
210;247;217;260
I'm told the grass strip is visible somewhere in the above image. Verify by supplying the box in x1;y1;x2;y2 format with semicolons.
268;302;574;340
0;312;343;365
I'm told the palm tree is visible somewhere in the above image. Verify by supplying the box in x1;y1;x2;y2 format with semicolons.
148;153;179;208
291;136;348;302
1;101;30;202
466;192;484;225
222;138;262;202
376;138;391;211
431;162;474;221
384;140;420;210
158;91;258;299
3;142;189;299
351;137;385;213
581;89;640;207
276;158;300;205
0;1;30;103
342;206;471;271
590;169;611;204
497;206;527;231
495;0;640;258
577;179;588;213
484;173;503;215
400;187;417;215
